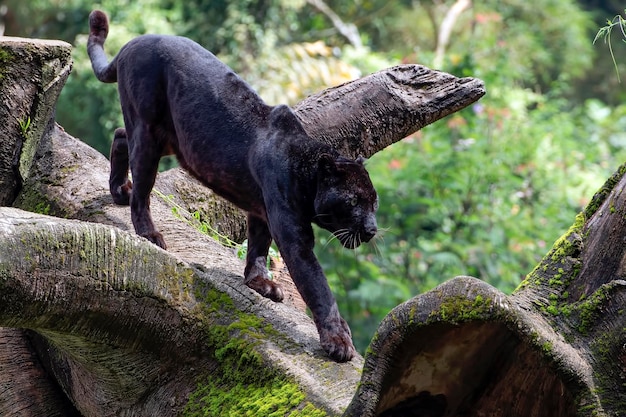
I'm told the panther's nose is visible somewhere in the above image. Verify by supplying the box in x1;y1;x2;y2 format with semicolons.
362;221;377;242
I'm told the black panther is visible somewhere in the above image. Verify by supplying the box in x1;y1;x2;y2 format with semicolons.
87;10;378;362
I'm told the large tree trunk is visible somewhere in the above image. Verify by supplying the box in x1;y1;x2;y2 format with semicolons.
12;33;623;417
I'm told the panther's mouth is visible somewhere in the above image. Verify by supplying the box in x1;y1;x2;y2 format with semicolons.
314;214;377;249
337;231;361;249
334;227;377;249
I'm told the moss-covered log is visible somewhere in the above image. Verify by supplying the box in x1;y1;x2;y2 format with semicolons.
0;207;357;416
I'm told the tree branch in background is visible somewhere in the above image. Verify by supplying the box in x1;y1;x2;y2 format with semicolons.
306;0;363;50
433;0;472;68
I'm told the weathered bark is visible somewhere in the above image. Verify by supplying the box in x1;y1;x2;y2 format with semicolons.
294;64;485;159
1;207;362;416
0;37;72;205
0;328;80;416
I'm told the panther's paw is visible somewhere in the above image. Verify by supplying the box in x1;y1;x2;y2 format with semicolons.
246;275;284;302
141;231;167;250
244;256;284;302
111;180;132;205
319;317;356;362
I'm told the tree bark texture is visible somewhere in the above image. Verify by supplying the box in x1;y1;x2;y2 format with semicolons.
0;207;363;416
294;64;485;159
0;328;80;416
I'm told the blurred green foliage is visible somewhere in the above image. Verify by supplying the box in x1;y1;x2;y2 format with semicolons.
4;0;626;353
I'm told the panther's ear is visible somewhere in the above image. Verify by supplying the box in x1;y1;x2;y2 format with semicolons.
318;153;337;175
335;155;366;167
269;104;306;135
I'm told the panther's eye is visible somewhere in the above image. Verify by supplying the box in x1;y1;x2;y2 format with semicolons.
350;196;358;207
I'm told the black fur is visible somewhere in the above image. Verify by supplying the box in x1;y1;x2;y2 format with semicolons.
87;10;378;362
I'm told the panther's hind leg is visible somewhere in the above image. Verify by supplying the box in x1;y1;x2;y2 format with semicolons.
244;214;284;302
128;123;167;249
109;127;132;205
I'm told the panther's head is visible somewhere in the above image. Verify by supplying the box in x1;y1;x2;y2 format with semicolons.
313;154;378;249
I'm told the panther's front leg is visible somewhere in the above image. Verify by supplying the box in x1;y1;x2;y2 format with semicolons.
244;214;284;302
267;209;356;362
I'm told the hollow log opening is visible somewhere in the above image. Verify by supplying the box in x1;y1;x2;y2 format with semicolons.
375;322;579;417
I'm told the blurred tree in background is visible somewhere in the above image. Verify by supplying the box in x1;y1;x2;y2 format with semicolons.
3;0;626;352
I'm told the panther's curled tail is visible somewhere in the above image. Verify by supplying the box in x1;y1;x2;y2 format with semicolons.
87;10;117;83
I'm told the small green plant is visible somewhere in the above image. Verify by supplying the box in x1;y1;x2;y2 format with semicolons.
153;190;283;279
237;240;281;280
152;190;238;248
17;116;31;138
236;239;280;269
594;11;626;82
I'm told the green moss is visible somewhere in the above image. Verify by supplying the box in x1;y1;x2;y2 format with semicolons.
516;163;626;296
577;404;599;415
541;341;554;354
549;213;585;262
60;164;79;175
574;285;613;335
291;404;329;417
589;327;626;414
152;262;197;300
545;305;559;316
583;163;626;219
183;281;328;417
428;294;493;324
184;375;327;417
532;274;621;342
408;304;418;322
0;47;13;83
33;201;51;215
363;340;377;361
16;186;69;219
515;212;584;295
528;330;540;344
197;284;236;315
